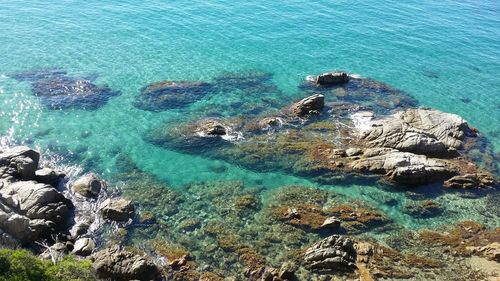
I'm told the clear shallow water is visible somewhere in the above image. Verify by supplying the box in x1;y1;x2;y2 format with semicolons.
0;0;499;232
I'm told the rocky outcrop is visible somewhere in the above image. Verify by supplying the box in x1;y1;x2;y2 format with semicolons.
35;168;64;187
0;147;71;246
72;173;103;197
443;173;496;189
196;120;228;136
290;94;325;117
72;237;95;256
144;74;497;189
93;245;160;281
0;146;40;181
359;108;475;156
304;235;357;272
315;72;350;86
101;198;135;221
0;181;70;245
350;148;455;185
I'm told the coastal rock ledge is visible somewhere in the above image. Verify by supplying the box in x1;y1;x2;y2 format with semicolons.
0;146;70;246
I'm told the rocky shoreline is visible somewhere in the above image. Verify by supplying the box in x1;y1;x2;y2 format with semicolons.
1;71;499;280
0;145;499;280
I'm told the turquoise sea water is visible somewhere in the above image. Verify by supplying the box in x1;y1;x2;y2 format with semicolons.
0;0;499;234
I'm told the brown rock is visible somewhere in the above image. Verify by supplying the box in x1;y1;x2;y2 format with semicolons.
291;94;325;117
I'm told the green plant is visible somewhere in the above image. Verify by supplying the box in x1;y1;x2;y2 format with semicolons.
0;248;96;281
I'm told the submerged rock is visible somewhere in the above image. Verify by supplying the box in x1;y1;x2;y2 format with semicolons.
101;198;135;221
403;200;442;218
10;68;67;82
304;235;357;272
469;242;500;262
134;80;214;111
93;245;160;280
31;76;120;110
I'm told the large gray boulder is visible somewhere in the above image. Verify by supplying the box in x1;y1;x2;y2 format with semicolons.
360;108;475;156
350;148;455;185
0;180;70;244
93;245;159;281
304;235;357;272
35;168;64;187
0;146;40;181
72;237;95;256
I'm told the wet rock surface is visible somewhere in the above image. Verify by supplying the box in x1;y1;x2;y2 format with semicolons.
290;94;325;117
444;173;496;189
314;71;350;86
93;245;160;281
72;173;103;197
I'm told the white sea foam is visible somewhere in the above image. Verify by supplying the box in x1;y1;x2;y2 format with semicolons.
350;111;375;133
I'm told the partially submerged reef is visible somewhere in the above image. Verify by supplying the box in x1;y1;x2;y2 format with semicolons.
147;71;498;189
134;71;285;115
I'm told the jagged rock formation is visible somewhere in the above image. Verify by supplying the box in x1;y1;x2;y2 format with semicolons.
304;235;357;272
